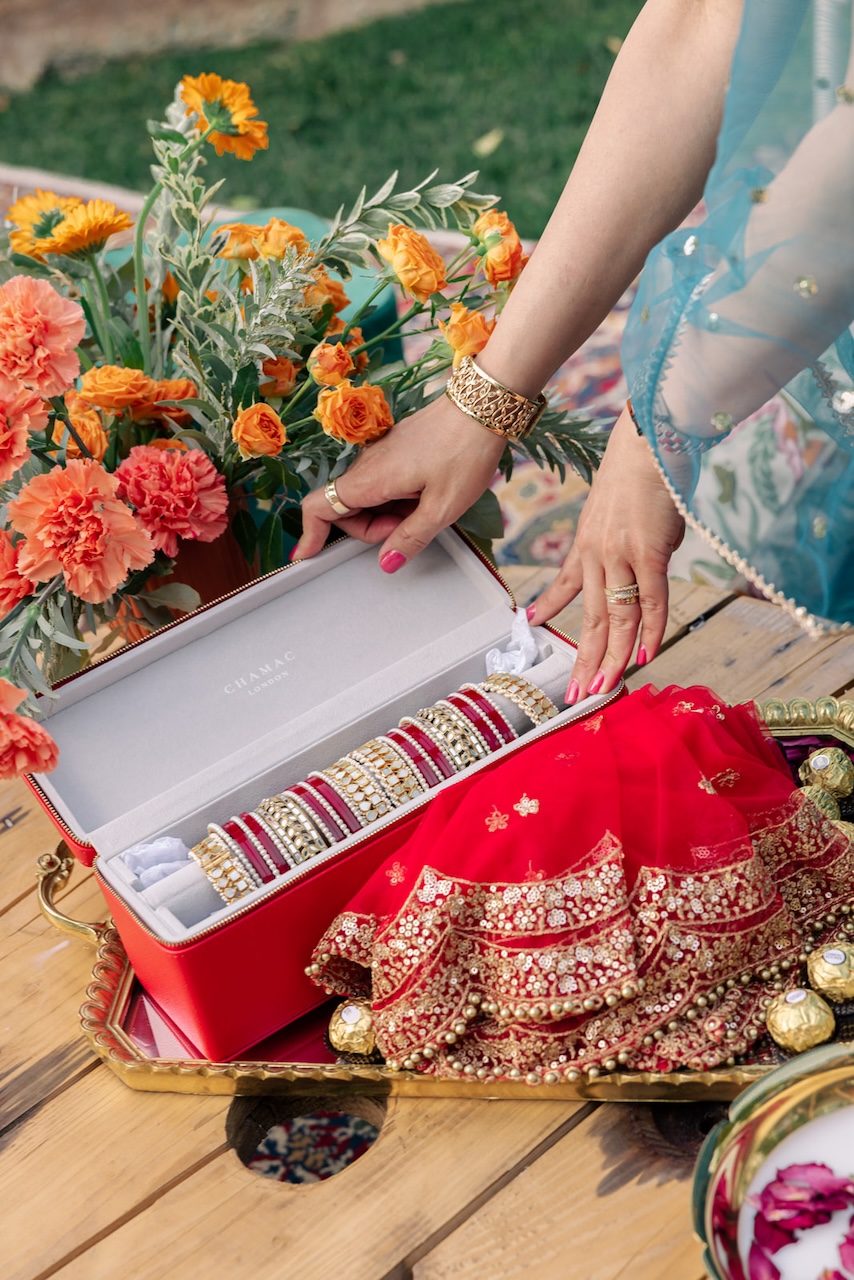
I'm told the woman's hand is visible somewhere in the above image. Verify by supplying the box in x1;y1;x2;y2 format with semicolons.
527;406;685;702
292;395;506;569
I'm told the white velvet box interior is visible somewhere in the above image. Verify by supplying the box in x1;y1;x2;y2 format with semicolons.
34;531;600;943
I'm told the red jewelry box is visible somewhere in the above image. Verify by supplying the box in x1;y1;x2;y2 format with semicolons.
27;532;617;1060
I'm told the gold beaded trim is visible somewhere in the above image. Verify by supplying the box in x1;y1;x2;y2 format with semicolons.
479;673;559;726
445;356;547;442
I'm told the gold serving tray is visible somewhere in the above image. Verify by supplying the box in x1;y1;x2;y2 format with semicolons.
41;696;854;1101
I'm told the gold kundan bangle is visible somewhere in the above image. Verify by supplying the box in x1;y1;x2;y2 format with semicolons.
415;706;486;770
190;832;258;903
350;740;426;804
445;356;547;441
479;673;560;726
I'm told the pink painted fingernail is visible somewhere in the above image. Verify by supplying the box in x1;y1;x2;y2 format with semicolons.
636;645;647;666
566;679;579;705
380;550;407;574
526;604;537;623
588;671;605;695
289;545;301;562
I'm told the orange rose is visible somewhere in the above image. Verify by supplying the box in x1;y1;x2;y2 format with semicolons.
438;303;496;367
51;403;108;462
343;326;370;374
259;356;299;397
135;377;199;425
214;222;262;261
78;365;157;414
308;341;355;386
256;218;309;259
473;210;528;286
376;224;447;303
313;381;394;445
232;402;287;457
303;267;350;316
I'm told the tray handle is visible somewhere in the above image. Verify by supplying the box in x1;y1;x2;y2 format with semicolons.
37;845;109;946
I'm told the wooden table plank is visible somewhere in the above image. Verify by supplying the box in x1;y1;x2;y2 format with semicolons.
410;1104;706;1280
0;777;71;915
0;873;106;1128
45;1100;591;1280
3;1068;229;1280
628;595;854;703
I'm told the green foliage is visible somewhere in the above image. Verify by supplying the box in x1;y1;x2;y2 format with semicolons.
0;0;641;239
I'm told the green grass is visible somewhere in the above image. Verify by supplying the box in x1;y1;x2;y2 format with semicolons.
0;0;641;238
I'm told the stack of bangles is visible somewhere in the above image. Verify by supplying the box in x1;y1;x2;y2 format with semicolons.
190;672;560;903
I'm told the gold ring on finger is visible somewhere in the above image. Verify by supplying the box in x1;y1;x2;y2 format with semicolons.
324;478;354;518
604;582;639;606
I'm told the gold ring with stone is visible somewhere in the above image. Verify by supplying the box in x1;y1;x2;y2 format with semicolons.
604;583;640;606
324;478;354;518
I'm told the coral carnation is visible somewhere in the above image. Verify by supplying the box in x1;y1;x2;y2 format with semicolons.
0;683;59;777
0;531;34;616
0;374;50;482
0;276;85;396
180;74;269;161
115;445;229;558
9;459;154;604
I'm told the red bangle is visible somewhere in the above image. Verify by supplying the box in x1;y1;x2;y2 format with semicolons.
445;692;503;752
458;684;517;744
222;818;276;884
386;727;441;789
239;812;291;875
396;719;456;780
304;774;362;834
288;782;349;843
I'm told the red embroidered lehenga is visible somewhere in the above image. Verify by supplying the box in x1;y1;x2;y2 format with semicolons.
309;685;854;1082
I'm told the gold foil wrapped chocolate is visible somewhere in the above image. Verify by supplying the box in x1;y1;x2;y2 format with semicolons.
807;943;854;1003
328;999;377;1056
765;988;836;1053
798;784;841;821
798;747;854;797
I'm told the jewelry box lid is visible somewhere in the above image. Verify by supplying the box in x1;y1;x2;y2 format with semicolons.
31;531;530;858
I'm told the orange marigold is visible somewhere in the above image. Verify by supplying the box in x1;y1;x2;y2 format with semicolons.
232;402;287;458
34;200;133;257
0;374;49;482
308;341;355;387
377;224;447;303
9;459;154;604
7;189;83;259
214;222;262;261
259;356;299;397
473;210;528;287
180;73;269;161
313;381;394;446
0;678;58;777
78;365;157;414
438;302;496;367
0;531;34;617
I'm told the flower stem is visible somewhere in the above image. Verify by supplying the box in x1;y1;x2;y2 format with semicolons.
1;576;64;682
340;278;394;342
88;254;115;363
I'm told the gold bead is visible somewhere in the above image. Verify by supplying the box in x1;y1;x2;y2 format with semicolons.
526;1072;540;1086
543;1071;560;1085
444;1031;457;1044
587;1066;600;1079
603;1058;617;1072
605;994;619;1008
463;1005;478;1020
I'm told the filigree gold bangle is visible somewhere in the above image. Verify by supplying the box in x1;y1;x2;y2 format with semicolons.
445;356;546;441
479;673;559;726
